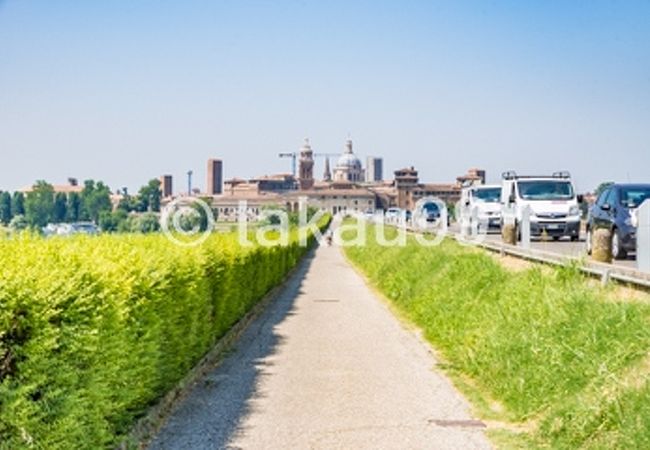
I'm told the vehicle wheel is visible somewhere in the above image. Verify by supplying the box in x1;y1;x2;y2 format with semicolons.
570;235;579;242
586;228;592;254
611;229;627;260
553;236;560;241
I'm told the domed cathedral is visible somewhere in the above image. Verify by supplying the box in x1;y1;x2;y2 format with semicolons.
333;139;364;182
298;138;315;190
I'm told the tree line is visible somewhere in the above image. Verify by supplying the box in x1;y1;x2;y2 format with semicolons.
0;178;163;232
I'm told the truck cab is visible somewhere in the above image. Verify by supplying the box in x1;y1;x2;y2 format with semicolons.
500;171;582;241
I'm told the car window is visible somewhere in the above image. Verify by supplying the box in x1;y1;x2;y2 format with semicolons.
595;189;609;206
605;188;617;206
620;187;650;208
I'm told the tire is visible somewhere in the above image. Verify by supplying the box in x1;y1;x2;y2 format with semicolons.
570;235;579;242
612;229;627;260
553;236;561;241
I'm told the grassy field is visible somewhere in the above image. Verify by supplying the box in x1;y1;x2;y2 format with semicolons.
343;222;650;449
0;218;328;449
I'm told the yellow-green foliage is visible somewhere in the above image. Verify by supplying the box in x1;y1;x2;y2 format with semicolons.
0;217;328;449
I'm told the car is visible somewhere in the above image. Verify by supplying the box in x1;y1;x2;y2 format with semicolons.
500;171;583;241
459;184;502;232
586;183;650;259
384;207;402;221
417;201;441;223
412;200;446;229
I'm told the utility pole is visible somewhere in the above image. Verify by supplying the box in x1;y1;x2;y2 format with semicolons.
187;170;193;195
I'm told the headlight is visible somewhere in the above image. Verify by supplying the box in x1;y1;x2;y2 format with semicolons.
569;206;580;217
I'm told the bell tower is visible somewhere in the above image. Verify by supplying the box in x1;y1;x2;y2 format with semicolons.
298;138;314;190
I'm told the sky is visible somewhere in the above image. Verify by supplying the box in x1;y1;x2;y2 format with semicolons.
1;0;649;194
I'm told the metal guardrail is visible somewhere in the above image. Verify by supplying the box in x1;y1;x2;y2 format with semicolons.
379;217;650;290
471;237;650;289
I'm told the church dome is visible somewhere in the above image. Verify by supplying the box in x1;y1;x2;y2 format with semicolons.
336;139;361;169
337;153;362;168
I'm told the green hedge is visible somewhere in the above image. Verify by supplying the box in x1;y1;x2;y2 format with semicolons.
0;217;328;449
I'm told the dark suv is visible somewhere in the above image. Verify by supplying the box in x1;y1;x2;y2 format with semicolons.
587;184;650;259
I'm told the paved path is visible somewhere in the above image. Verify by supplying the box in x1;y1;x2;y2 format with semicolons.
148;242;491;450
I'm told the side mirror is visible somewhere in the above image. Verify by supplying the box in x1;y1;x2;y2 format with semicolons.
464;200;470;207
601;203;611;211
577;194;584;203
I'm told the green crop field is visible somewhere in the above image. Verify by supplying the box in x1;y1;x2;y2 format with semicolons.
0;217;329;449
343;222;650;449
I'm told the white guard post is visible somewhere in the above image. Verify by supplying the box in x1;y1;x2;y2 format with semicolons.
637;200;650;273
459;204;470;239
520;205;531;249
470;205;479;238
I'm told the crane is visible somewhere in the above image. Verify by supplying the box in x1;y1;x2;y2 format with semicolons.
278;152;297;177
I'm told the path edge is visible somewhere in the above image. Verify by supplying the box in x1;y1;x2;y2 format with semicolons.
118;246;318;450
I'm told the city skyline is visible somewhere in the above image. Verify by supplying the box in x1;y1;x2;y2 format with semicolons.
1;1;649;193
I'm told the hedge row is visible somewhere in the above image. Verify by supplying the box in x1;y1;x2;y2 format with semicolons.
0;218;328;449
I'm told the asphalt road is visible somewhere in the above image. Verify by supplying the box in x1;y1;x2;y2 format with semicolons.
480;232;637;269
147;242;491;450
439;223;637;269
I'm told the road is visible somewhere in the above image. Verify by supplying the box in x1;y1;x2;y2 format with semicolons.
148;242;491;449
438;223;637;269
480;232;637;269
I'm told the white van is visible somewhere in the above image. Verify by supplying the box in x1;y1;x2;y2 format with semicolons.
460;184;502;232
500;171;583;241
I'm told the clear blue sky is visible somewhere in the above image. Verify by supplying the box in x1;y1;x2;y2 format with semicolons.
1;0;649;194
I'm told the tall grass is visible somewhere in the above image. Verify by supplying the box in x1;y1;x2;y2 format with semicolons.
0;217;328;449
344;223;650;449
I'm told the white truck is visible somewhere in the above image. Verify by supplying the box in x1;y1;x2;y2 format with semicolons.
500;171;583;241
459;184;502;232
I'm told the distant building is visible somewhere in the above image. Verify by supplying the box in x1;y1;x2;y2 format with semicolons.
369;167;474;210
456;168;486;186
323;157;332;182
161;141;484;220
224;174;296;195
19;178;125;211
333;139;364;182
298;139;315;190
160;175;173;198
19;179;82;195
207;159;223;195
366;157;383;182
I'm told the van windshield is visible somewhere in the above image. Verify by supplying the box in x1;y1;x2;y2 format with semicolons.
473;188;501;203
517;181;574;201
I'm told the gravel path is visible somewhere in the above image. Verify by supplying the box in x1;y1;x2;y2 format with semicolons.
147;242;491;449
